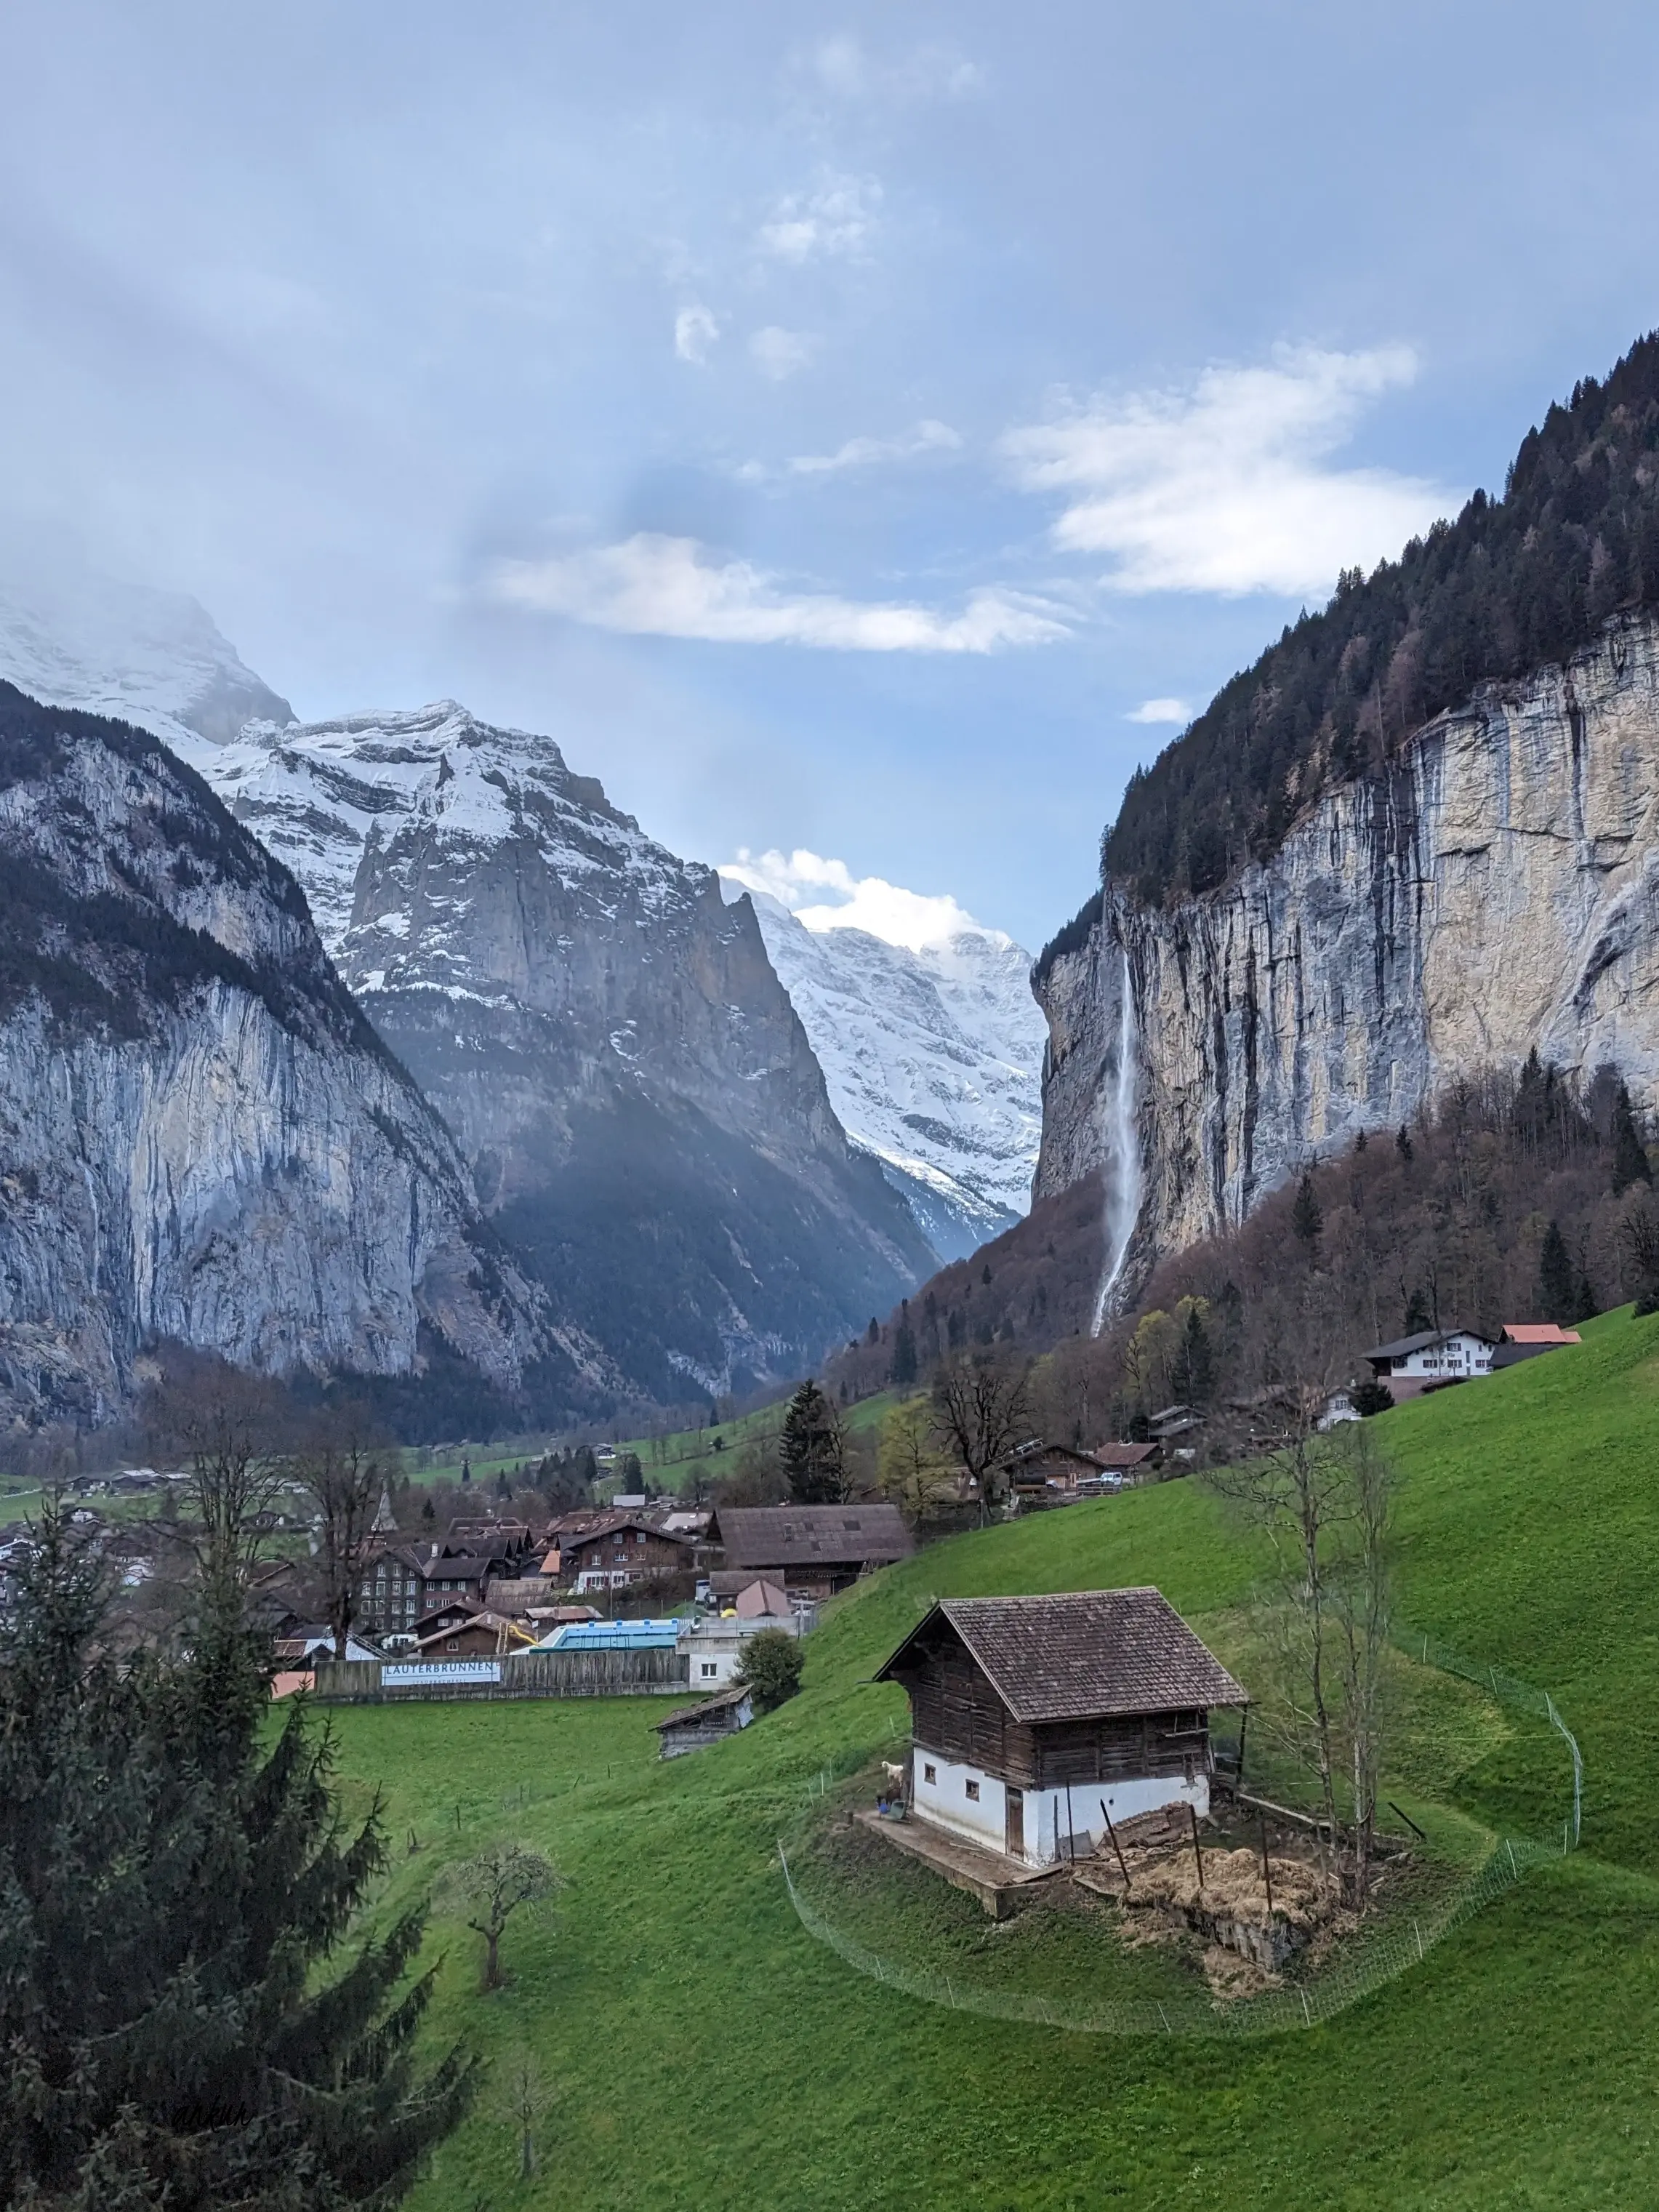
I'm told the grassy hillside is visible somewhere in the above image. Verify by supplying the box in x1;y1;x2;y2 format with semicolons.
324;1307;1659;2209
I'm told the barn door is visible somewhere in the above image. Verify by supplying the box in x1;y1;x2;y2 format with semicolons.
1005;1786;1025;1859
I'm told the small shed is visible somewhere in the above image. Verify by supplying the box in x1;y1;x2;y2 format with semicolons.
655;1682;754;1759
874;1589;1248;1870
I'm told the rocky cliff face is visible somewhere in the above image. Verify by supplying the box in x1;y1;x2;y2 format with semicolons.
1036;609;1659;1310
0;685;549;1425
206;704;933;1400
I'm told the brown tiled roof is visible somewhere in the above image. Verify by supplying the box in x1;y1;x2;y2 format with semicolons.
712;1503;913;1571
876;1589;1248;1721
560;1512;692;1554
1090;1442;1161;1470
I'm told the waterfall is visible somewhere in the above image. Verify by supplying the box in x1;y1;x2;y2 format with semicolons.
1089;941;1141;1336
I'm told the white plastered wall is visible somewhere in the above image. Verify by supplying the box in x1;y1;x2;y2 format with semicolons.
912;1747;1210;1867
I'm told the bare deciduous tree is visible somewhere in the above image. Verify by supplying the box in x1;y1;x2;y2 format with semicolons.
142;1356;287;1606
1328;1421;1394;1904
440;1842;564;1990
500;2053;548;2181
931;1352;1033;1520
294;1402;396;1659
1209;1416;1396;1902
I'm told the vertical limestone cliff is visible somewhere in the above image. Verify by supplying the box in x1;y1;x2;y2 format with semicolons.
0;685;547;1424
1035;610;1659;1307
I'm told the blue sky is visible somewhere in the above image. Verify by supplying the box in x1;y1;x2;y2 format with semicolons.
4;1;1659;950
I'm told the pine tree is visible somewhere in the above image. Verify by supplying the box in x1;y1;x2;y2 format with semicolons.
1403;1285;1434;1334
0;1497;474;2210
1539;1219;1577;1323
1170;1302;1213;1406
1611;1081;1652;1193
1291;1171;1324;1249
888;1317;919;1388
779;1379;847;1503
1395;1124;1414;1163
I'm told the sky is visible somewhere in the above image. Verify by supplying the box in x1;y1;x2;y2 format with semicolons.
4;3;1659;952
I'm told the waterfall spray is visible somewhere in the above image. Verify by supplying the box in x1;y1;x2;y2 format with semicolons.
1090;942;1141;1337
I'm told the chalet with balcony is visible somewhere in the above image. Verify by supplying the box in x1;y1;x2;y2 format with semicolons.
873;1589;1248;1870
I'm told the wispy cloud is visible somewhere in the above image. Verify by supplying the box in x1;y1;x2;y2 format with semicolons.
720;846;989;953
1003;345;1460;597
486;534;1068;653
758;175;882;263
673;304;718;364
808;36;983;104
787;419;961;476
1127;697;1192;725
750;326;816;380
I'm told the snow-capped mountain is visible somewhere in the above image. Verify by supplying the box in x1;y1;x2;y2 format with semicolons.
724;884;1045;1262
0;557;294;756
200;704;933;1400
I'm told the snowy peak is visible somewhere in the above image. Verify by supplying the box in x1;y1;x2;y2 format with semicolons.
728;884;1045;1260
205;700;693;961
0;558;293;758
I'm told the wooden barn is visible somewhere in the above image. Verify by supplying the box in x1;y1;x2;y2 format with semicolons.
874;1590;1248;1869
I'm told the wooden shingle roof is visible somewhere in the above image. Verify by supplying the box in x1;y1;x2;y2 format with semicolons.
711;1503;913;1571
876;1589;1248;1722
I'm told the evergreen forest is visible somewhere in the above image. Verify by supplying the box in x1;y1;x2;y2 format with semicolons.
1098;332;1659;910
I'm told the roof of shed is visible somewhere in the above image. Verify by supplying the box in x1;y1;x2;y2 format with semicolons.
712;1503;914;1570
654;1682;754;1731
875;1588;1248;1722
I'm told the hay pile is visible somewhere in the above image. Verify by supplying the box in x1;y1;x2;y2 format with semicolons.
1077;1809;1362;1986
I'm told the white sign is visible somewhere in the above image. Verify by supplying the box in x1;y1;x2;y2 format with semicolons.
383;1660;501;1687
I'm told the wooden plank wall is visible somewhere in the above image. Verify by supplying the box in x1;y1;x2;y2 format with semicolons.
312;1649;690;1703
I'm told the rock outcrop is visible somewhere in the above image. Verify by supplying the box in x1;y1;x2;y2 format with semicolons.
0;684;548;1425
207;704;934;1400
1035;610;1659;1307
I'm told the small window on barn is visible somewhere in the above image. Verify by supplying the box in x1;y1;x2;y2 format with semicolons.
923;1763;936;1784
965;1779;980;1801
701;1662;718;1678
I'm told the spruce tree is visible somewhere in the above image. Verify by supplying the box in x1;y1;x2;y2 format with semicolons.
779;1379;846;1503
0;1497;474;2211
1611;1081;1652;1193
1539;1219;1577;1323
888;1316;919;1388
1396;1124;1414;1163
1291;1171;1324;1249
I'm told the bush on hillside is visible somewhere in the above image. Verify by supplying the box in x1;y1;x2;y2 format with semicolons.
736;1627;805;1712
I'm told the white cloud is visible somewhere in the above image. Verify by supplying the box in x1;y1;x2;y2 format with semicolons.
720;847;989;953
673;304;719;364
808;36;981;103
1003;345;1461;597
1127;697;1192;725
486;533;1068;654
750;326;817;381
758;175;882;263
787;419;961;476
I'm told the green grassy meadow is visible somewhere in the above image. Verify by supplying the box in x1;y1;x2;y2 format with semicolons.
323;1308;1659;2209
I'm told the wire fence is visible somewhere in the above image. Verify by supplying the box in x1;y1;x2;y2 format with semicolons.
776;1632;1582;2039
